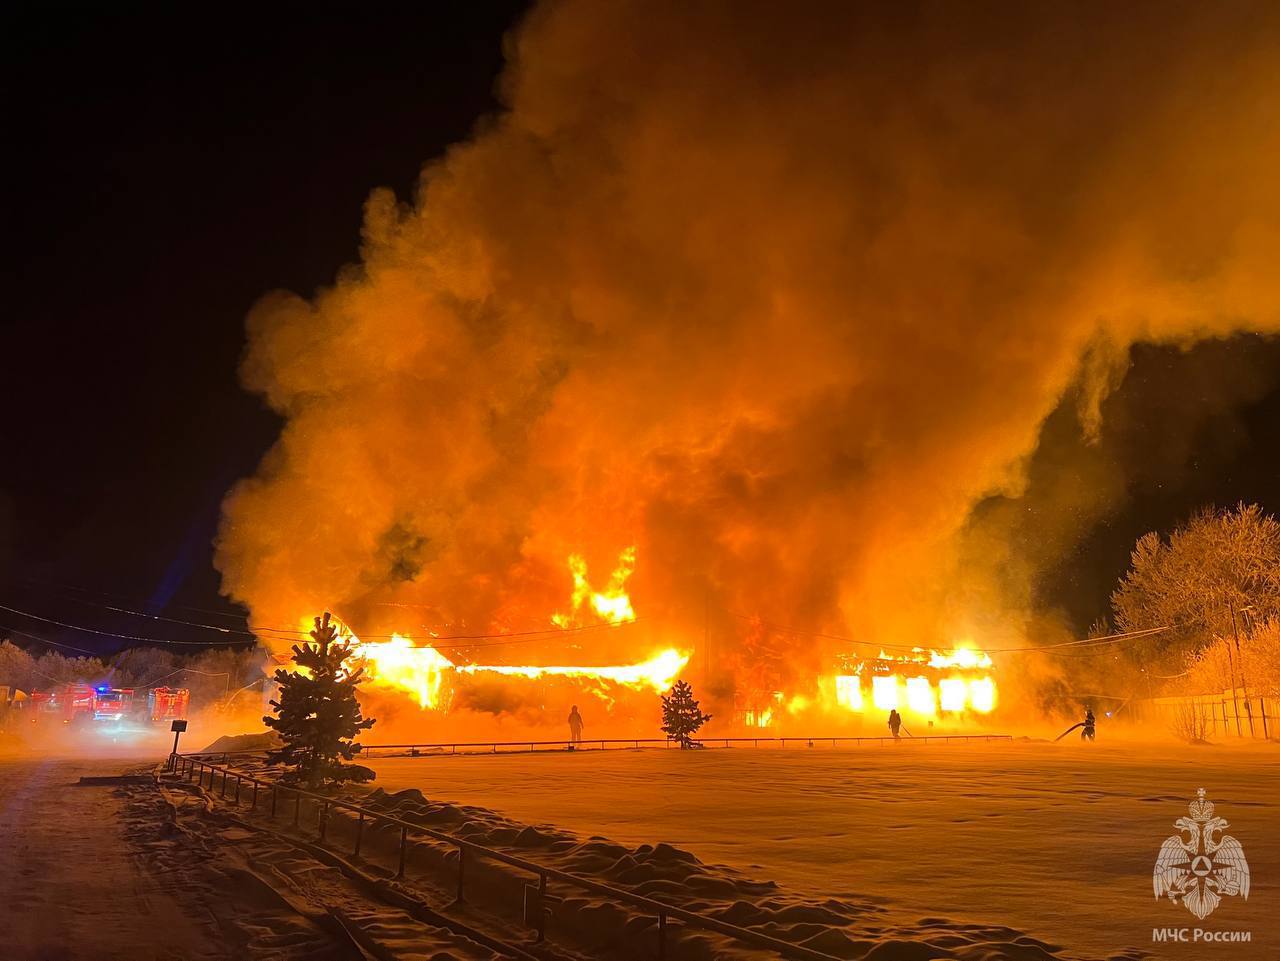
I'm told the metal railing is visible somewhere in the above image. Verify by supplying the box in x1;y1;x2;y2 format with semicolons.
182;732;1012;763
361;733;1012;757
170;752;855;961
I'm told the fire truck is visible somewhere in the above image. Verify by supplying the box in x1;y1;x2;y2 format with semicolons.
146;686;190;722
25;683;189;725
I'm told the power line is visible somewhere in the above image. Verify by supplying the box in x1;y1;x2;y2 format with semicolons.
6;576;1173;656
0;623;103;657
19;573;653;642
0;602;257;647
723;609;1170;654
65;598;254;637
19;576;643;642
136;666;233;689
20;576;251;622
1;595;642;651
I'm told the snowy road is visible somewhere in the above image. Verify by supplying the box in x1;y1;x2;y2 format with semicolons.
0;754;214;961
367;740;1279;960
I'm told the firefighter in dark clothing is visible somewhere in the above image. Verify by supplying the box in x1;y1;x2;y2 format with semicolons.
888;709;902;738
1081;708;1096;741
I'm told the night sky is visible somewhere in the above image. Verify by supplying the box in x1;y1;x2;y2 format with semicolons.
4;4;528;650
3;3;1278;655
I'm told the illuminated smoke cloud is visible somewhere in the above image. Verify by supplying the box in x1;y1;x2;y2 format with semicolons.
216;1;1280;692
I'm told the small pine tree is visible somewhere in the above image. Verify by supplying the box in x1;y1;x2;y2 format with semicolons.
661;679;712;749
264;612;376;787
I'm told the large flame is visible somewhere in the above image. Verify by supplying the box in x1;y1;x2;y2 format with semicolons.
830;644;998;719
351;634;453;708
456;647;685;693
350;634;688;711
552;547;637;627
323;552;672;714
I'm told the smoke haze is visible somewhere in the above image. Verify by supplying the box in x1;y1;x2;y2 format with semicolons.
217;0;1280;693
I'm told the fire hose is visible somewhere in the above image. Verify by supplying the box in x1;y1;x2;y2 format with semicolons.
1053;721;1085;742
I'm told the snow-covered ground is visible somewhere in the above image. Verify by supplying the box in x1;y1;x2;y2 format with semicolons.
0;754;214;960
0;751;515;960
4;740;1273;960
365;740;1279;960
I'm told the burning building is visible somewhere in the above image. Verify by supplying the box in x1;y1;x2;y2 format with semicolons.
218;0;1280;732
832;648;996;718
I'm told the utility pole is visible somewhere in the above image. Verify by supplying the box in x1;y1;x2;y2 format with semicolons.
702;585;710;689
1222;614;1242;736
1229;601;1255;737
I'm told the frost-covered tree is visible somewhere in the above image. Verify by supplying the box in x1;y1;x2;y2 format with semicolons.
1112;503;1280;656
264;612;375;787
0;640;37;693
661;680;712;749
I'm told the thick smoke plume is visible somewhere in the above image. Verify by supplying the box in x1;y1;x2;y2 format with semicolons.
217;1;1280;697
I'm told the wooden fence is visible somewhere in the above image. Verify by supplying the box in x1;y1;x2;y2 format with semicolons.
1127;688;1277;740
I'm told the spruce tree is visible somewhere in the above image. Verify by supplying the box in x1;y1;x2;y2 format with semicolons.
264;611;376;787
661;680;712;749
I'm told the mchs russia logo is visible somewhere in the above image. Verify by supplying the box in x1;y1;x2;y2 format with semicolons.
1154;788;1250;920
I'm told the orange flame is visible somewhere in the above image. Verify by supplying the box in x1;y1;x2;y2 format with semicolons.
351;637;688;710
456;647;686;693
832;643;997;716
552;546;636;626
352;634;453;708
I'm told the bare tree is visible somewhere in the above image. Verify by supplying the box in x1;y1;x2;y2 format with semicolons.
1169;701;1212;743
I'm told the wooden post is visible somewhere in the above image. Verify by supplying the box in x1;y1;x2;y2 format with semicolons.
397;826;408;879
354;813;364;857
1230;602;1256;737
455;847;465;903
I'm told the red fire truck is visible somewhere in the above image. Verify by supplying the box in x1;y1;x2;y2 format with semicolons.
25;684;189;725
147;686;190;722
